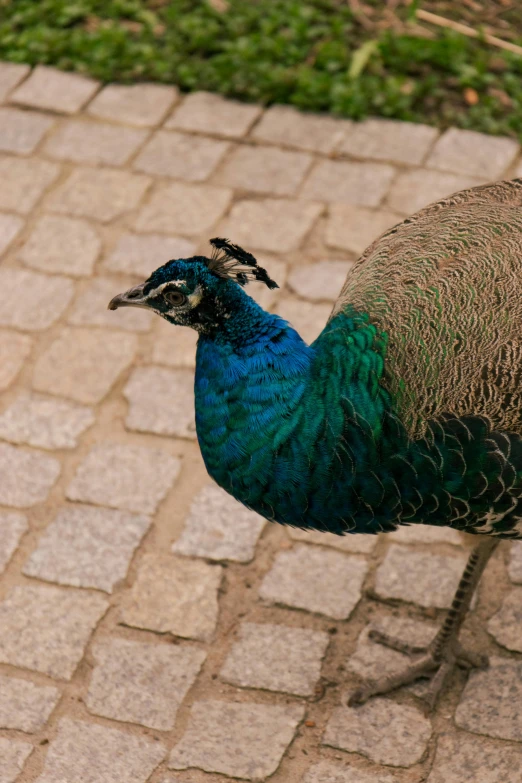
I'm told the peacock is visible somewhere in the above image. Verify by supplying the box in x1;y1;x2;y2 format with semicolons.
109;178;522;709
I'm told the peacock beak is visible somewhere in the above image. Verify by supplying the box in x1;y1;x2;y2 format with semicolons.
108;282;148;310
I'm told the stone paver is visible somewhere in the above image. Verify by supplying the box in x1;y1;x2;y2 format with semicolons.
88;82;179;127
0;511;28;574
173;484;266;562
340;118;439;164
386;169;484;215
0;62;29;102
0;443;60;507
0;330;32;390
455;657;522;741
325;204;399;255
48;166;151;222
303;762;397;783
35;718;165;783
67;441;180;514
134;130;229;180
169;700;304;779
33;327;137;404
23;504;151;592
219;198;322;252
218;145;312;196
166;91;262;138
86;638;206;729
427;732;522;783
0;154;60;213
0;738;33;783
0;268;74;331
301;160;395;207
69;277;153;331
375;544;468;608
0;675;60;732
104;232;196;276
124;366;196;438
10;65;99;114
276;297;331;344
259;544;368;619
43;118;148;165
0;107;55;154
121;552;222;641
0;213;23;256
0;584;107;679
288;260;352;302
152;320;198;367
508;541;522;583
135;181;232;235
388;525;464;546
488;590;522;651
220;622;329;696
287;527;377;554
19;214;101;275
324;698;432;767
426;127;519;179
252;105;349;153
0;392;94;450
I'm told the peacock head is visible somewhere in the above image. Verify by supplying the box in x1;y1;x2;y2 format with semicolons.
108;238;278;333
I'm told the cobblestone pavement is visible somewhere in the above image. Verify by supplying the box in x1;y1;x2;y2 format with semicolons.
1;62;522;783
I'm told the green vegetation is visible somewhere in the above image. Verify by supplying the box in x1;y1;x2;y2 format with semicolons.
1;0;522;139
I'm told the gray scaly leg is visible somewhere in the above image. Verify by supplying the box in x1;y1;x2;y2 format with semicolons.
349;536;499;709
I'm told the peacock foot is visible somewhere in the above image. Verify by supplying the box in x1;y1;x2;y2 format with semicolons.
348;627;489;710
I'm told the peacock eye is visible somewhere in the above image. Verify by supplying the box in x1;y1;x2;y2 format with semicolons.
164;289;187;306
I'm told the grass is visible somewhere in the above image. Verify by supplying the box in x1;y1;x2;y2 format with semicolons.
1;0;522;139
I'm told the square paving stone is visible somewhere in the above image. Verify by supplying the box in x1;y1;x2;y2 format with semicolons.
120;552;222;641
0;676;60;732
251;105;349;154
276;298;331;344
288;260;352;302
0;330;32;390
388;524;463;547
88;82;179;127
173;484;265;562
104;233;196;277
303;762;397;783
47;166;151;222
67;441;180;514
0;511;28;574
426;128;519;179
166;91;262;138
124;366;196;439
0;584;108;679
23;504;151;592
0;392;94;450
325;204;400;255
0;738;33;783
488;589;522;651
168;700;304;779
43;118;148;166
339;119;439;165
220;622;329;696
456;656;522;741
34;718;165;783
86;638;206;730
287;527;377;554
323;698;432;768
508;541;522;583
301;160;395;207
259;544;368;619
0;268;74;331
33;327;137;404
375;544;468;609
70;277;153;331
427;731;522;783
386;169;484;215
218;145;312;196
19;214;101;276
134;130;229;181
0;62;30;102
0;155;60;214
135;181;232;236
0;213;23;256
0;443;60;507
0;107;55;154
10;65;99;114
151;320;198;368
219;198;322;253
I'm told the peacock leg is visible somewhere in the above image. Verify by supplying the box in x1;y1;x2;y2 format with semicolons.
349;536;499;708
